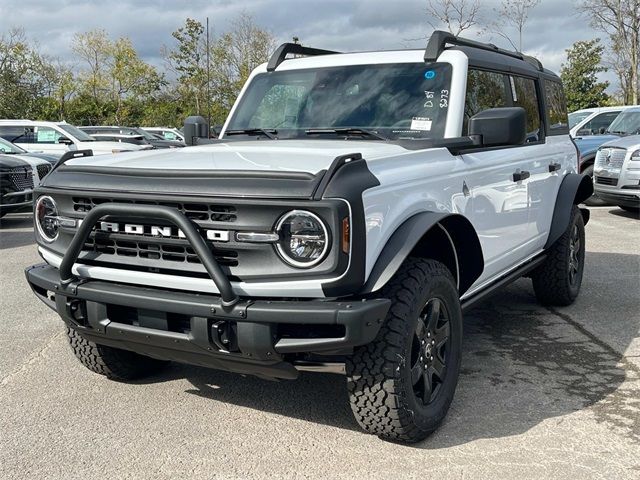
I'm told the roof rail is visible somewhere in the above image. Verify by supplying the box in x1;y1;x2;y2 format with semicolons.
424;30;543;71
267;43;340;72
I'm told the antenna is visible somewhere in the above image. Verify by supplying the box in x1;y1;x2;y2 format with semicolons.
206;17;211;137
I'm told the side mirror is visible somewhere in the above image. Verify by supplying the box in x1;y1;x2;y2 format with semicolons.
469;107;526;147
598;126;607;134
57;136;73;145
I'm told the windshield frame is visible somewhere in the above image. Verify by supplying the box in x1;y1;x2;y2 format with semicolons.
224;62;454;142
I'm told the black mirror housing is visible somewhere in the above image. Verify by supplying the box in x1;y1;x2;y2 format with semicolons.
57;136;73;145
468;107;527;147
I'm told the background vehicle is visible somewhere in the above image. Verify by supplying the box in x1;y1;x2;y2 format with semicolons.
568;106;631;138
0;155;34;218
26;32;591;444
593;135;640;214
85;133;154;149
0;120;148;156
141;127;185;143
0;137;59;164
80;126;184;148
574;107;640;205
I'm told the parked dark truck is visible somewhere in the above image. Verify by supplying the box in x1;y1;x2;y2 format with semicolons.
25;31;592;443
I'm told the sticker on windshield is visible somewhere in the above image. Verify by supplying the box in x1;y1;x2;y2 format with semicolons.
410;117;432;131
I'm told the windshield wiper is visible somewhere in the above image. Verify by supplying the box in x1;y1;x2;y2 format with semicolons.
305;128;388;141
225;128;277;139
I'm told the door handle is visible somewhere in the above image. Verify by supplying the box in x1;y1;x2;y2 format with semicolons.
512;170;530;182
548;162;561;172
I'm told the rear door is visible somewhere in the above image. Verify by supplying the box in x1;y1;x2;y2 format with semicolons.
460;69;548;282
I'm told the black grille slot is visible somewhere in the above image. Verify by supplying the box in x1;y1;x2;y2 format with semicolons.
72;197;237;222
36;163;52;180
595;176;618;186
83;233;238;266
8;167;34;191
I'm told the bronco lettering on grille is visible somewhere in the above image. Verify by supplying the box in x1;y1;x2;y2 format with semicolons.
97;222;229;242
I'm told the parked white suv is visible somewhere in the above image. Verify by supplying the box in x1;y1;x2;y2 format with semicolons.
569;106;633;138
25;31;593;443
593;135;640;213
0;120;149;156
141;127;185;143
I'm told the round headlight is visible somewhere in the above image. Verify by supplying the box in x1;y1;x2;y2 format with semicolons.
276;210;329;268
35;196;59;242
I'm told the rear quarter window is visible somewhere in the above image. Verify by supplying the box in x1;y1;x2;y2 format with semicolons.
544;80;569;135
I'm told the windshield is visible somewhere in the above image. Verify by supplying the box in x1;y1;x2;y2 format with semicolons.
59;124;96;142
226;63;453;140
606;110;640;135
134;128;159;140
568;111;591;129
0;137;26;154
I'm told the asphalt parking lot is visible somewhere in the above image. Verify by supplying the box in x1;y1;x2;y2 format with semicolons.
0;207;638;479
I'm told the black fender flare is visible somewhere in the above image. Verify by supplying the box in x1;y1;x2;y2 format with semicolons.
545;173;593;249
360;212;484;295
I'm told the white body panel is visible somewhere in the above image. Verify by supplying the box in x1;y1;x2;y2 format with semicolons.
35;48;579;299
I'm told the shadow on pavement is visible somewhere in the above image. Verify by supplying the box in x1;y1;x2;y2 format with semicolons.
0;214;35;250
135;251;638;447
607;208;639;220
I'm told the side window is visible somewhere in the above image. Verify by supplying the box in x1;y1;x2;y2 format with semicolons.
511;76;541;140
582;111;620;135
544;80;569;134
463;69;509;133
0;126;30;143
164;132;177;140
34;127;63;144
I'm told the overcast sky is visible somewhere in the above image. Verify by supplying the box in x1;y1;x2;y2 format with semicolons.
0;0;615;88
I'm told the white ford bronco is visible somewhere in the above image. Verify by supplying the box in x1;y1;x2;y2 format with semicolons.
26;32;593;443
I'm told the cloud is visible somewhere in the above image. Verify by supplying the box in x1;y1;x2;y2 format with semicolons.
0;0;615;89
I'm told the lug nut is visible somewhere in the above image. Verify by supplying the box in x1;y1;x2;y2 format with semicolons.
430;356;434;361
427;332;431;337
432;340;435;345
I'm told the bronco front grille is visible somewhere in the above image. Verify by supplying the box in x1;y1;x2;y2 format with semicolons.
83;233;239;266
72;197;237;223
8;167;34;191
595;176;618;186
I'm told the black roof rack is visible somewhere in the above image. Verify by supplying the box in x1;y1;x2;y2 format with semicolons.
424;30;543;71
267;43;340;72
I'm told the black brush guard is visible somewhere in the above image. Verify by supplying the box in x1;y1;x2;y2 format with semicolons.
27;203;390;379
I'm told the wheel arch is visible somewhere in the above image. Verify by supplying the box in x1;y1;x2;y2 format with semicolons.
360;212;484;296
579;153;595;173
545;173;593;250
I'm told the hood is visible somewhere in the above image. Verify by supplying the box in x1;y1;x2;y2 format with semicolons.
64;139;408;174
0;155;31;171
78;140;147;152
149;139;185;148
22;152;60;164
574;134;620;155
598;134;640;150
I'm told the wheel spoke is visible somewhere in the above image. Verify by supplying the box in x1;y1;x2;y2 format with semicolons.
425;298;441;331
431;357;446;380
411;360;423;386
434;322;450;347
421;371;433;402
415;317;427;338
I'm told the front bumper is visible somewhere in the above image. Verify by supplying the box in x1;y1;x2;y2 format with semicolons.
0;189;33;214
26;263;389;379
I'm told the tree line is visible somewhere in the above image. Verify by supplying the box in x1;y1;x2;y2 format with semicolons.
0;13;275;128
1;2;638;127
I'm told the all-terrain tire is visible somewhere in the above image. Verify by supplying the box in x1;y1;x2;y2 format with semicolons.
346;258;463;443
531;206;585;306
67;327;167;381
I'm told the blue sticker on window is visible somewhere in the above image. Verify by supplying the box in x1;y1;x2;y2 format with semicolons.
424;70;436;80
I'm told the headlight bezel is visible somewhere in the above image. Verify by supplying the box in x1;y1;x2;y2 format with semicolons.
35;195;59;243
275;209;330;268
